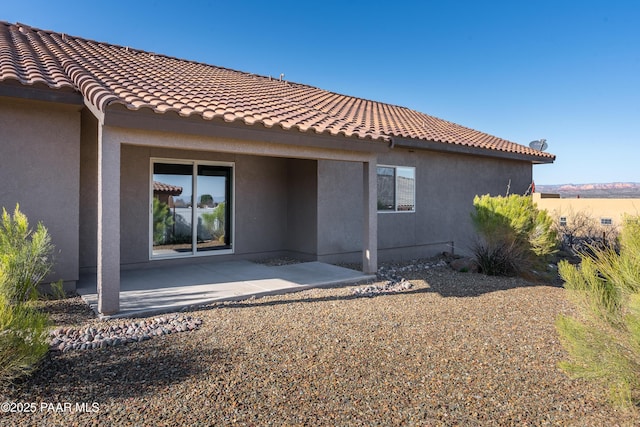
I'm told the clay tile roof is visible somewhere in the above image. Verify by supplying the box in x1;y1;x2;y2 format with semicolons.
0;23;74;90
153;181;182;195
0;21;554;161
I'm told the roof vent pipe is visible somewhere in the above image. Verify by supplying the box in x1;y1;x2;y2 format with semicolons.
279;73;285;82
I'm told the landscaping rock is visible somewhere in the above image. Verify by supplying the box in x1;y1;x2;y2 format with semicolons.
48;314;202;352
9;260;637;426
352;258;448;296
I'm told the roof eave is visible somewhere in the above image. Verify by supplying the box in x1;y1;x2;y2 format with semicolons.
102;105;391;154
0;80;83;106
392;137;555;164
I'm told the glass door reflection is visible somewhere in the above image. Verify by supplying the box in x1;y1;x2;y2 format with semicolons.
152;163;193;256
196;165;231;252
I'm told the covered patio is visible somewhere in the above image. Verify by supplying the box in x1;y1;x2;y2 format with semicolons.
90;123;383;316
78;260;375;319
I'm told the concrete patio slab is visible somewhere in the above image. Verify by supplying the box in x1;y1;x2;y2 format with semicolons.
77;261;374;319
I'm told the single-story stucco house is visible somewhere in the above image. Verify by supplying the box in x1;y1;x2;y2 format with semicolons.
0;22;555;315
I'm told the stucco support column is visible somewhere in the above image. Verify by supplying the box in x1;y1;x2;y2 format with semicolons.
97;125;120;314
362;159;378;274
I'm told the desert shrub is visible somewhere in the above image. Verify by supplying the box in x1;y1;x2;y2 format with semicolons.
0;295;49;385
152;198;175;245
556;215;640;407
473;235;525;276
0;206;54;386
0;205;54;304
471;194;557;276
48;280;67;300
202;202;226;241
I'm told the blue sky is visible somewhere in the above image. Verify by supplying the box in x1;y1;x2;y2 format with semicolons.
4;1;639;184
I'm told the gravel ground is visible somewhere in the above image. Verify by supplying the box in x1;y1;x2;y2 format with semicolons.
2;260;638;426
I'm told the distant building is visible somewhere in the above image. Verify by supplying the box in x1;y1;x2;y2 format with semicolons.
533;193;640;230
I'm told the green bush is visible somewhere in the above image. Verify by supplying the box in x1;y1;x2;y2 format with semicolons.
471;194;557;276
556;216;640;407
152;198;175;245
0;205;54;304
0;295;49;385
49;280;67;300
202;201;226;241
0;206;54;386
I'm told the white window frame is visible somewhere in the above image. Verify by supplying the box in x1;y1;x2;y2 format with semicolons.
600;217;613;226
149;158;235;259
376;165;416;213
559;216;567;226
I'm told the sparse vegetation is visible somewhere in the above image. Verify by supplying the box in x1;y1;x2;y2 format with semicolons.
0;205;52;385
0;295;49;384
556;215;640;408
553;207;620;257
471;194;557;276
48;279;67;300
0;205;54;304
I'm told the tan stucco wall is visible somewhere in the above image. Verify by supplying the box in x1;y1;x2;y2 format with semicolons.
77;124;376;270
396;149;532;258
317;148;533;262
80;142;320;269
533;193;640;228
286;159;318;258
317;160;364;261
0;97;81;286
79;109;98;269
120;146;291;266
78;118;534;267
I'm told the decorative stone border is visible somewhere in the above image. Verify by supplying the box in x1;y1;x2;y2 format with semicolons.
49;314;202;352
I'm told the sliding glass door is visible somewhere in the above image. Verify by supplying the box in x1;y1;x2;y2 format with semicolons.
151;160;233;258
196;165;231;252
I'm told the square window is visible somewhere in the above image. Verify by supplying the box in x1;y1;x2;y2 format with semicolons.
377;165;415;212
559;216;567;226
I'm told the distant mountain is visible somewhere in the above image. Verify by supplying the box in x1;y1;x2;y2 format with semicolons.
536;182;640;198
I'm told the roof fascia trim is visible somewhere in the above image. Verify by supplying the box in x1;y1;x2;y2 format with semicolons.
84;98;105;125
0;83;83;106
393;137;555;164
103;107;390;154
